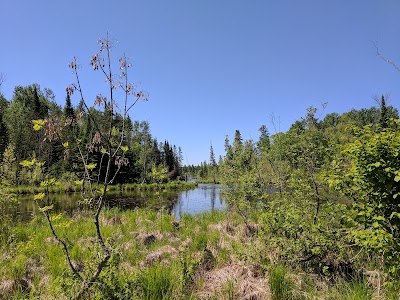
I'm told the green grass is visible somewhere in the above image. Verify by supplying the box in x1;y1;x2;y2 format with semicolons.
135;263;178;300
1;205;399;299
9;181;198;194
326;278;373;300
269;264;295;300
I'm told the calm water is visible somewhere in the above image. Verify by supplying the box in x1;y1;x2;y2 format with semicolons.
14;184;225;221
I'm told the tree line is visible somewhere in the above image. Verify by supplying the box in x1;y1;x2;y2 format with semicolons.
0;84;184;186
212;97;400;283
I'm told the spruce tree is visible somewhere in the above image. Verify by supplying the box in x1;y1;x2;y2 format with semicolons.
210;143;216;183
0;95;8;161
380;95;388;129
63;93;75;121
258;125;270;153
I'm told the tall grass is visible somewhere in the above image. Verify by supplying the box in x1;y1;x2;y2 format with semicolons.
135;264;178;300
326;278;373;300
10;181;198;194
269;264;295;300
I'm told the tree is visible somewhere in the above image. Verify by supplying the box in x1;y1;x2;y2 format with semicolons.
220;131;261;230
0;94;8;161
4;84;59;182
380;95;389;129
233;129;243;153
63;93;75;121
209;143;216;183
30;34;147;298
1;144;17;184
257;125;270;153
284;107;330;222
138;121;152;183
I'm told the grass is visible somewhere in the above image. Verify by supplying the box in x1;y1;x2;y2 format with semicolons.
327;278;373;300
135;263;178;300
269;264;295;300
9;181;198;194
1;206;399;299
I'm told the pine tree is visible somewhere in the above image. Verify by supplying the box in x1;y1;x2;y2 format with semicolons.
380;95;388;129
233;130;243;155
258;125;270;153
63;93;75;121
0;95;8;161
210;143;216;183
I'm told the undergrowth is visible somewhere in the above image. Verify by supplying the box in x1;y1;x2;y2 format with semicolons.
1;207;399;299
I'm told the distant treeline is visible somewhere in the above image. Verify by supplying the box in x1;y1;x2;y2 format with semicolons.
188;99;399;183
0;84;184;185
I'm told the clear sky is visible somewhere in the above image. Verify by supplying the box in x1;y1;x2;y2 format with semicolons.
1;1;399;165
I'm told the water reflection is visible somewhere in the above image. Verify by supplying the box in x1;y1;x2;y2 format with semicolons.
13;184;225;221
172;184;224;219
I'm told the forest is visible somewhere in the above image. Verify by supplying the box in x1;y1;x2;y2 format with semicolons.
0;84;185;187
1;37;400;299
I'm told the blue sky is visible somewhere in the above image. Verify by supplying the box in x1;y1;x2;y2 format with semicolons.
1;1;399;165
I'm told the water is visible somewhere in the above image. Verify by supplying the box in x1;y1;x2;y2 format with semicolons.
14;184;225;221
172;184;225;218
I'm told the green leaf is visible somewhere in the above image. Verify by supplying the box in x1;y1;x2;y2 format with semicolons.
36;161;45;167
120;145;128;153
32;119;45;131
20;159;35;167
39;205;54;212
390;212;400;220
62;141;69;148
86;163;96;170
50;213;63;222
394;175;400;182
371;162;381;168
33;193;45;201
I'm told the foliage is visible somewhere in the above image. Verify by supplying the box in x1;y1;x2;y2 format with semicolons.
329;119;400;279
218;103;400;290
0;184;18;246
220;133;263;228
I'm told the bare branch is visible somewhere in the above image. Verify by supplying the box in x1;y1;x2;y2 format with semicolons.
372;41;400;73
43;210;83;281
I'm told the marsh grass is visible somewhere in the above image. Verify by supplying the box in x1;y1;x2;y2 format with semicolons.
325;277;373;300
269;264;295;300
2;206;398;299
10;181;197;194
221;279;236;300
135;263;178;300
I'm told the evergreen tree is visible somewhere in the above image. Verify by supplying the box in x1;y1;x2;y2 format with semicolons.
233;130;243;149
210;143;216;183
0;95;8;161
63;93;75;121
257;125;270;153
138;121;152;182
151;138;162;166
163;141;174;172
380;95;388;129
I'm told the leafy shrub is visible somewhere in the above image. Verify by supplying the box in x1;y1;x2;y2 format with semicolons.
260;194;352;275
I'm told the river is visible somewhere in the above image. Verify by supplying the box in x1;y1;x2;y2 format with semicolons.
14;183;225;221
